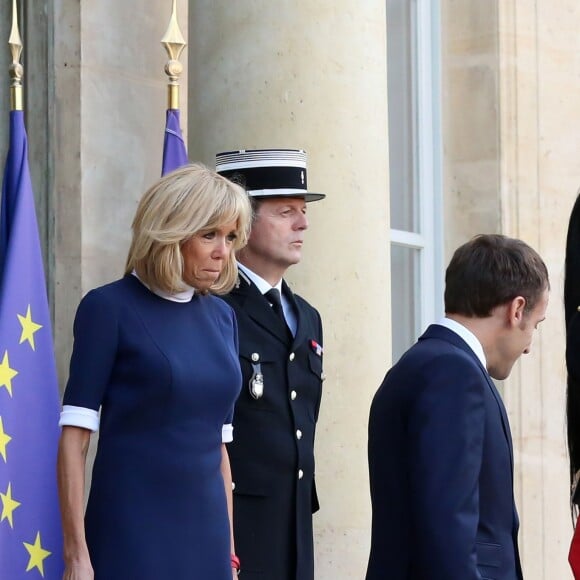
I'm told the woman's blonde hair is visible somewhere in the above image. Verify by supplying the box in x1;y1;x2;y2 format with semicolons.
125;163;251;295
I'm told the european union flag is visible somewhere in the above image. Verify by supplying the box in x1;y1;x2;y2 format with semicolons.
161;108;188;175
0;110;63;578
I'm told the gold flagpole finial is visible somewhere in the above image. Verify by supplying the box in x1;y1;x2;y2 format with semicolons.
161;0;187;111
9;0;24;111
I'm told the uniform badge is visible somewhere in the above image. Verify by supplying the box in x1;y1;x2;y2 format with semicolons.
309;339;323;356
249;361;264;399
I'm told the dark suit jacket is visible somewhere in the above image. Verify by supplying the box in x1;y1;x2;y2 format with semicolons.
366;324;523;580
221;274;323;580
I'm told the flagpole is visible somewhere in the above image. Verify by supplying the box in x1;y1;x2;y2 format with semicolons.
161;0;187;111
8;0;23;112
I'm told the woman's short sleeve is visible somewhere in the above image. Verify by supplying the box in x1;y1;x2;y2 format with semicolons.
62;288;119;411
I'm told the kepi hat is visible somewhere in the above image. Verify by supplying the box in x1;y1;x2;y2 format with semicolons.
215;148;325;202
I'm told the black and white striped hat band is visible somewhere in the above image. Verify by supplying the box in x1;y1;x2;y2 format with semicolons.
215;149;325;202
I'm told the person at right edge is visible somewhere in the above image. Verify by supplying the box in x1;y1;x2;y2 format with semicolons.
367;234;550;579
216;149;325;580
565;193;580;578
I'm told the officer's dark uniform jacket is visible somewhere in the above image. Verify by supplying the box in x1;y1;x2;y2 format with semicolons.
221;270;324;580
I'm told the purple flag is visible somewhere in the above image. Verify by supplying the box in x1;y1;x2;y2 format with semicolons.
162;108;189;175
0;111;63;578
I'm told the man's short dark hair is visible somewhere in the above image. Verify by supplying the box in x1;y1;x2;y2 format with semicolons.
444;234;549;317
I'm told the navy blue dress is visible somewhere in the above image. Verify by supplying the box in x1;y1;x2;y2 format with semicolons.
63;275;241;579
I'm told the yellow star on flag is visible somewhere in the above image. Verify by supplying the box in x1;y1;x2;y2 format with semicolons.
0;417;12;462
0;351;18;397
17;305;43;351
0;482;21;529
23;531;51;577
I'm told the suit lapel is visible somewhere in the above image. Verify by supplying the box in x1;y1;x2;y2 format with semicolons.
421;325;515;473
232;275;291;345
483;373;515;473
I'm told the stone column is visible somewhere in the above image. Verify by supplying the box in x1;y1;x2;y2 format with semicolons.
52;0;188;386
440;0;501;257
189;2;390;576
441;1;574;576
498;1;575;577
52;0;82;387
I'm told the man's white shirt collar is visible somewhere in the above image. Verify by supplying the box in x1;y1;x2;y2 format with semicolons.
435;317;487;369
237;262;297;336
237;262;282;295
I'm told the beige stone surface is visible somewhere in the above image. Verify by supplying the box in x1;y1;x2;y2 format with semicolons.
189;2;390;576
498;1;580;578
441;0;501;255
53;0;83;389
444;0;580;577
79;0;188;293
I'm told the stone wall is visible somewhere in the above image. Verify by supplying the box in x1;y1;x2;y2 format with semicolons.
188;2;391;576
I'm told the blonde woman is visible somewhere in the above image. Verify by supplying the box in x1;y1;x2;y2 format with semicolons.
57;164;251;580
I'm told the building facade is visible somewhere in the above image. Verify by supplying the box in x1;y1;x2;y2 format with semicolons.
0;1;577;578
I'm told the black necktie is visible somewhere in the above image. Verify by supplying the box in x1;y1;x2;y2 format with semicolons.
265;288;286;323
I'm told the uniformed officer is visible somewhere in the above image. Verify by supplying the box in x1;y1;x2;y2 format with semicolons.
216;149;325;580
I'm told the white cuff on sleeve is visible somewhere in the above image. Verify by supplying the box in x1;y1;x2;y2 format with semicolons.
222;423;233;443
59;405;100;432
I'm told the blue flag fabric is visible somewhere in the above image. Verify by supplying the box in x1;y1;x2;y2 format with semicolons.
0;111;63;579
162;108;188;175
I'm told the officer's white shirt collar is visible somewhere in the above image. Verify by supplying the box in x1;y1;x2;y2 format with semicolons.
237;262;282;295
237;262;297;336
435;317;487;369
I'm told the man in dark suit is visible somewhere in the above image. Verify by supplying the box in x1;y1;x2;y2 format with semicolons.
367;234;550;580
216;149;325;580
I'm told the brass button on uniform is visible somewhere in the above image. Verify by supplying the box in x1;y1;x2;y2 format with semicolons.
289;352;295;361
296;429;302;440
298;469;304;480
232;482;236;491
251;353;259;362
290;390;297;400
